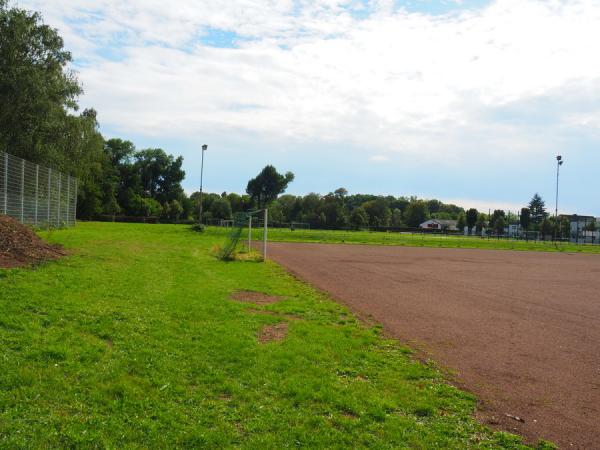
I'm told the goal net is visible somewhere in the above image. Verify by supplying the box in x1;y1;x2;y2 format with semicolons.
290;221;310;230
219;209;268;261
521;231;541;241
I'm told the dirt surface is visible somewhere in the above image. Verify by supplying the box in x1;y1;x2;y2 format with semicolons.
0;216;66;268
258;322;288;343
268;242;600;449
230;290;283;305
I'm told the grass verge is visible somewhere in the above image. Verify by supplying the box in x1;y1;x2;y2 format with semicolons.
262;227;600;254
0;222;554;448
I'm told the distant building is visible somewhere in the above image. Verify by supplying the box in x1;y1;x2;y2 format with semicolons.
568;215;600;243
420;219;458;231
507;223;521;237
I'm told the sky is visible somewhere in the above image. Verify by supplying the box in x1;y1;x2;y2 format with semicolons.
16;0;600;215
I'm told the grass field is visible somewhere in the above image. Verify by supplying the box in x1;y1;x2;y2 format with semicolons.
0;222;554;448
260;227;600;253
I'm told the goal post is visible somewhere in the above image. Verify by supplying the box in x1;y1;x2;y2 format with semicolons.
219;219;234;228
246;208;268;261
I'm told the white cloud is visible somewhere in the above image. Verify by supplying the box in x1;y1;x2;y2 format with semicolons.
18;0;600;163
370;154;390;162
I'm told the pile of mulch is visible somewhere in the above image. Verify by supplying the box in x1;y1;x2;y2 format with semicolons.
0;216;66;268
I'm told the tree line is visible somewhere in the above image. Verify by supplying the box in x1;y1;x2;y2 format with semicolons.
207;165;466;229
0;2;190;221
204;188;466;229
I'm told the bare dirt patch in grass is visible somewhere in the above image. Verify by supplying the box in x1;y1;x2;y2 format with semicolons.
246;308;302;321
0;216;66;268
230;290;283;305
258;322;288;343
342;411;359;420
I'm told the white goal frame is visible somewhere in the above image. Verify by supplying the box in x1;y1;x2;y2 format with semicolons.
247;209;268;260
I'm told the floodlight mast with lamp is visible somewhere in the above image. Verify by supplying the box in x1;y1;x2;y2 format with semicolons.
554;155;564;240
198;144;208;225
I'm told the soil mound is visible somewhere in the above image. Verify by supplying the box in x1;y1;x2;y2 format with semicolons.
0;216;66;268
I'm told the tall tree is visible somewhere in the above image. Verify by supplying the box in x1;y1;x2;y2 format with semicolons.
321;194;349;228
427;199;442;214
334;187;348;199
520;208;531;230
494;215;506;235
391;208;404;227
209;197;232;220
135;149;185;204
246;165;294;209
466;208;478;233
105;138;136;167
0;2;81;165
540;218;553;238
489;209;506;229
0;2;111;220
277;195;300;222
456;213;466;232
475;213;487;234
528;193;547;225
362;197;392;227
404;201;429;227
350;206;369;229
71;109;108;219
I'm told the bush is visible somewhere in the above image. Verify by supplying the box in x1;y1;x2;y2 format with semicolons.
190;224;205;232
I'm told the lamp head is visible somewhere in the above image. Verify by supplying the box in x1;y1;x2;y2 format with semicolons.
202;144;208;151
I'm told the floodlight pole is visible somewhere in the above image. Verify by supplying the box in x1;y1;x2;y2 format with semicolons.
198;144;207;225
554;155;563;241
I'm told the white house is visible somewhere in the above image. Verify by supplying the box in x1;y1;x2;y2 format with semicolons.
419;219;458;231
507;223;521;237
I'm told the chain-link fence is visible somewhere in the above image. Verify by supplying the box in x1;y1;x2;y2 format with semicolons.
0;151;77;228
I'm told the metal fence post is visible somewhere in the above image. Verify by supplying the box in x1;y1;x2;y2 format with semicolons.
35;164;39;226
74;178;78;224
48;168;51;227
57;173;61;227
20;159;25;223
66;175;70;226
3;153;7;215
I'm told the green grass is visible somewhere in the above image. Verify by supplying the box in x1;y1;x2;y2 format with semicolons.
261;227;600;253
0;222;554;449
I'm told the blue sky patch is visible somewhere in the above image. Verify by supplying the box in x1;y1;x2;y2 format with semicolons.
342;0;493;19
200;28;241;49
